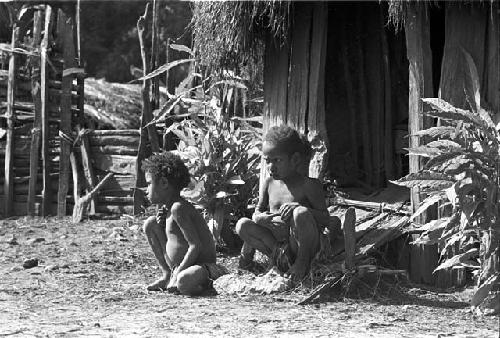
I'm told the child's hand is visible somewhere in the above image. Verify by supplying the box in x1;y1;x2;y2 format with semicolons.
156;205;168;225
279;202;300;222
253;212;276;226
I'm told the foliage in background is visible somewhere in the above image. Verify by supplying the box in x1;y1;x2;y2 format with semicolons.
80;0;191;83
392;51;499;313
166;85;262;241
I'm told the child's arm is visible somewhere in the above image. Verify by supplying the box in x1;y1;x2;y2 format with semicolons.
252;177;275;226
170;202;202;273
304;178;331;225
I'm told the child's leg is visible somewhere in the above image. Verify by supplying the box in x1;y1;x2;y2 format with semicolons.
175;265;210;296
143;216;171;290
235;218;278;261
287;206;320;280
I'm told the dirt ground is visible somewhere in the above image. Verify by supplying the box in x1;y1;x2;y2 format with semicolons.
0;217;498;337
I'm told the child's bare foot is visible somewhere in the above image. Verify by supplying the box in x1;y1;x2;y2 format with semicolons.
166;272;179;294
146;276;169;291
285;260;309;281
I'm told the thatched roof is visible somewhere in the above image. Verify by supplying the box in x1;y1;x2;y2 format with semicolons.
192;1;492;68
192;1;290;70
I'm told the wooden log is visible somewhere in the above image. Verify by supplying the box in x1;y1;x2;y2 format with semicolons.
57;9;76;217
88;134;140;147
355;9;373;187
3;24;19;217
90;129;140;136
41;6;54;216
90;145;138;156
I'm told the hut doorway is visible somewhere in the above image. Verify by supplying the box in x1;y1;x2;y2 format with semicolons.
324;2;409;193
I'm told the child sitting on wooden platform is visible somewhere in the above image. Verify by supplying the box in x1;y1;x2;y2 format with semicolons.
236;125;355;280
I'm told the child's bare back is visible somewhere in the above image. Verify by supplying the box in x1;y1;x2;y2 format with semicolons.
164;200;216;268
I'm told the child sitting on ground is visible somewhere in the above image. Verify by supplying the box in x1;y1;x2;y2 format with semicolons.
236;125;355;280
142;152;225;295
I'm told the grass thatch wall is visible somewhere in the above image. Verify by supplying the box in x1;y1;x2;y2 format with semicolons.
192;1;290;70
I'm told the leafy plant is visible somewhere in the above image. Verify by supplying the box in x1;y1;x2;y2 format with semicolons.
155;75;261;245
392;50;499;313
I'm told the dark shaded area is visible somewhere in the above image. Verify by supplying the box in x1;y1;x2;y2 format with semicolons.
80;0;191;83
324;2;409;191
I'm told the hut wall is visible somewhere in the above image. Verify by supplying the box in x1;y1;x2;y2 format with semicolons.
86;130;139;215
439;2;499;115
262;2;329;185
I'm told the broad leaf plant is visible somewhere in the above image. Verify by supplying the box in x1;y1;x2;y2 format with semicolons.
392;50;499;313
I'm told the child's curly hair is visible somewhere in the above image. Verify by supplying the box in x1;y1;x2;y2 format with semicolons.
141;152;190;191
264;125;312;160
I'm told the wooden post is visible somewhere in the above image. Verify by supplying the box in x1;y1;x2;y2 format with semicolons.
137;3;160;152
307;2;329;179
150;0;160;110
40;6;53;216
405;2;433;213
57;9;76;216
27;10;43;216
3;23;19;217
134;3;159;214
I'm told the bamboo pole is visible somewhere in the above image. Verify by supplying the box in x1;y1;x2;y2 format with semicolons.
27;9;43;216
41;6;53;216
3;23;19;217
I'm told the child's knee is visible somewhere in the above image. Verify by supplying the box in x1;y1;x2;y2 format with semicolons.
142;216;158;233
235;217;253;236
292;206;312;221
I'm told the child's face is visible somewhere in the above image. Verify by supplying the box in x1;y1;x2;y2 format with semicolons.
145;173;170;204
262;141;298;180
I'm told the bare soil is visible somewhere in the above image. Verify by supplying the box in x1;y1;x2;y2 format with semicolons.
0;217;498;337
